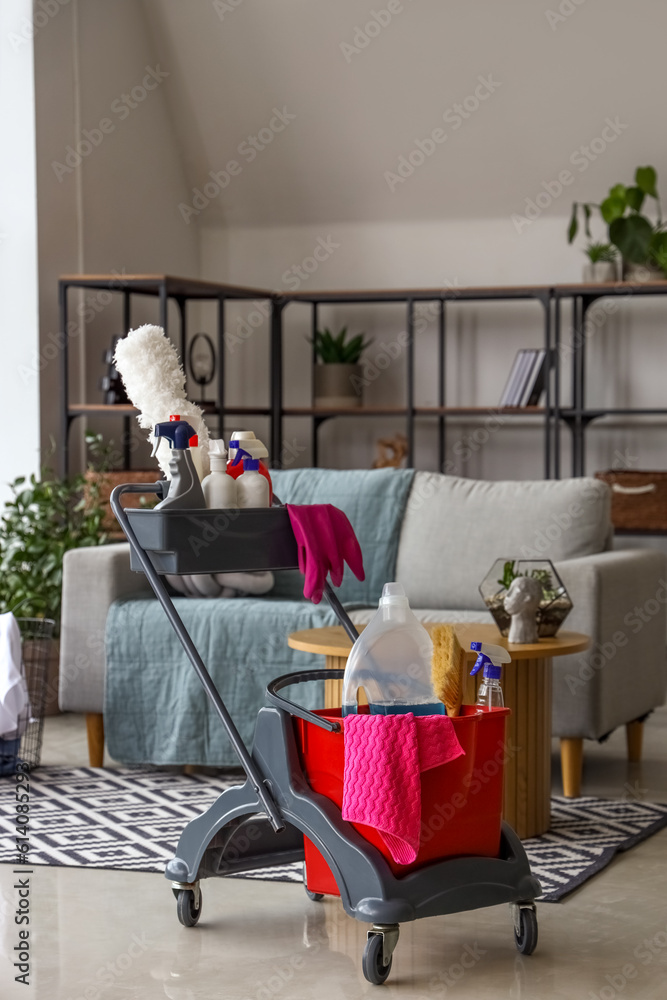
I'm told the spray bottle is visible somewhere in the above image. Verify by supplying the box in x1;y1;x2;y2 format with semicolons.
169;414;203;481
153;420;206;510
228;431;272;500
469;641;511;709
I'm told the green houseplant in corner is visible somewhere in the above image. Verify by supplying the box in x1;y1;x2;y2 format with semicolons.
311;326;372;409
568;166;667;282
0;439;108;714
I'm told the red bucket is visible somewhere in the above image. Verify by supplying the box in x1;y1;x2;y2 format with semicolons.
294;705;510;897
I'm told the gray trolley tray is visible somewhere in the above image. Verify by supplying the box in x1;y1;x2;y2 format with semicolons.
110;481;540;985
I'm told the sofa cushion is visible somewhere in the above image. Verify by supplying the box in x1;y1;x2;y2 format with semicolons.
269;467;415;604
396;473;612;610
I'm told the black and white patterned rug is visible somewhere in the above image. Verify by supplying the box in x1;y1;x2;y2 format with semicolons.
1;766;666;902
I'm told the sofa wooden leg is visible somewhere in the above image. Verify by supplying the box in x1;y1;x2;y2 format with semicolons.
626;720;644;764
86;713;105;767
560;738;583;798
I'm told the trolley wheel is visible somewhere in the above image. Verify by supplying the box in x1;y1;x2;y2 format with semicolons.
362;934;392;985
514;906;538;955
302;863;324;902
176;888;202;927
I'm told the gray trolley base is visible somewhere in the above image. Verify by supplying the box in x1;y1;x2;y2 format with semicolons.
110;483;541;986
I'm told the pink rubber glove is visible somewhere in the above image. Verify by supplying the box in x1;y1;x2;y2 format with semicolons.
286;504;365;603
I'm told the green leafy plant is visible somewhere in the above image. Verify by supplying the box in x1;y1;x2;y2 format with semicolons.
496;560;557;601
585;242;618;264
568;166;667;271
311;326;372;364
0;438;108;631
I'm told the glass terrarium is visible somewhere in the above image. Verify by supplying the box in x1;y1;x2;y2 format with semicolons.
479;559;572;638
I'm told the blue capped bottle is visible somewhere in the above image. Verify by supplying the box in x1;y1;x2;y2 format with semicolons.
470;641;511;709
342;583;444;716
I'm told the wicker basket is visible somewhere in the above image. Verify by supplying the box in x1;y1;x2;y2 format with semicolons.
0;618;55;774
595;470;667;532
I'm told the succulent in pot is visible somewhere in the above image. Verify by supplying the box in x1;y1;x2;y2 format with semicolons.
311;326;373;409
582;242;618;283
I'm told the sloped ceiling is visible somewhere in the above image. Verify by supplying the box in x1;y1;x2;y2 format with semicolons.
143;0;665;226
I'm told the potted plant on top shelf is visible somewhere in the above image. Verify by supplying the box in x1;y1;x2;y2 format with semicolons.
568;165;667;282
311;326;372;409
582;242;618;283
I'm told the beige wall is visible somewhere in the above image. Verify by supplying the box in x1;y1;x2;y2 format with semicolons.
34;0;199;472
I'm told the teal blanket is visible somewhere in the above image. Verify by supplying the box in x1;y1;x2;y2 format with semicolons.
105;467;415;766
105;598;337;766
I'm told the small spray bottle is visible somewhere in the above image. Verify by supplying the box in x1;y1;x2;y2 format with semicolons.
470;641;511;709
153;420;206;510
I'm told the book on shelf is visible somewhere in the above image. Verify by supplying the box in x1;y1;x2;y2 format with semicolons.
499;348;548;407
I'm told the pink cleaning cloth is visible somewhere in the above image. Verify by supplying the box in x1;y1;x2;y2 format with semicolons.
342;714;465;865
286;504;365;604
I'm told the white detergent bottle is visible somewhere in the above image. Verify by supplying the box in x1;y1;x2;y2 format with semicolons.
236;458;269;508
202;440;238;509
342;582;444;716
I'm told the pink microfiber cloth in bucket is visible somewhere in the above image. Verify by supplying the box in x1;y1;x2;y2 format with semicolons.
286;504;364;604
342;714;465;865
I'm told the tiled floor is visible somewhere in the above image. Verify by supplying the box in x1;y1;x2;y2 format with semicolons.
2;709;667;999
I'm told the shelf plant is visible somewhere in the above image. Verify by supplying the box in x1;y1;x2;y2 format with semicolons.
311;326;372;409
568;166;667;280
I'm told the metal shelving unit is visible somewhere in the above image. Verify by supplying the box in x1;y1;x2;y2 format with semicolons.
59;274;667;479
552;281;667;479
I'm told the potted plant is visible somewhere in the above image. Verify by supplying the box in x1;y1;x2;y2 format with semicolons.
311;327;372;409
0;450;108;715
479;558;572;637
582;242;618;283
568;166;667;282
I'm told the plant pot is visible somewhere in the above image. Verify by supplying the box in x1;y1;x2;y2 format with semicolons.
313;363;362;409
582;261;617;283
479;559;572;638
622;261;666;283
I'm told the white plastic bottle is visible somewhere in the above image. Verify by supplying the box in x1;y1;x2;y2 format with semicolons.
202;440;238;509
236;458;269;508
342;582;444;716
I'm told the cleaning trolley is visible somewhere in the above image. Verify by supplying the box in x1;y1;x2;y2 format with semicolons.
111;483;541;986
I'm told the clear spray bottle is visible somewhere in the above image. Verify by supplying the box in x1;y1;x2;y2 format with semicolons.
470;641;511;709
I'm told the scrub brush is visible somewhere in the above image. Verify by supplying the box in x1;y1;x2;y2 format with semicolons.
430;624;466;716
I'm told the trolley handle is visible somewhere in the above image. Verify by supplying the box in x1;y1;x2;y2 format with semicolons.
266;669;344;733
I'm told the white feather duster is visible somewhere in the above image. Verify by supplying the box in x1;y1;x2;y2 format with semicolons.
114;325;210;478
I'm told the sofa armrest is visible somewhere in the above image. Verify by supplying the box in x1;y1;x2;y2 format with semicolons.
59;543;151;713
552;549;667;740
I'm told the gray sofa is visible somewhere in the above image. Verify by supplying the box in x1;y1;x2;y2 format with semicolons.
59;470;667;795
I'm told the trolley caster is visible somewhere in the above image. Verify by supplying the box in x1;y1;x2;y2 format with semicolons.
302;863;324;902
173;882;202;927
362;924;399;985
511;902;538;955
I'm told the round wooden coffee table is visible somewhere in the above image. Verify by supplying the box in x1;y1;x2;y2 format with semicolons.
288;623;589;839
